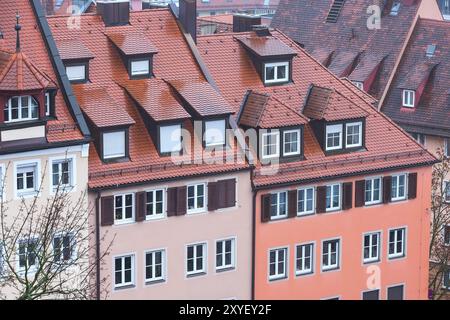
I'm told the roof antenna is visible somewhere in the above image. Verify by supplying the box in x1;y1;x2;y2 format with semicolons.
15;12;21;52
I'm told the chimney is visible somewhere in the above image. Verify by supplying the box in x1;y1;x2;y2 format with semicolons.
252;24;271;37
233;14;262;32
179;0;197;43
97;0;130;27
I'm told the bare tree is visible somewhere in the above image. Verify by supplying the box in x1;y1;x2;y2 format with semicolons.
429;150;450;300
0;160;112;300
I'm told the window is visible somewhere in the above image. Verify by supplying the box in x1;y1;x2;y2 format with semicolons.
270;191;288;219
18;238;39;272
216;238;235;271
51;159;73;189
352;81;364;90
187;183;206;213
131;59;150;76
186;243;207;276
443;269;450;289
16;163;38;195
0;242;4;276
114;194;134;224
204;119;226;147
363;232;380;263
264;62;289;84
45;92;51;116
325;124;343;151
388;228;406;259
326;184;341;211
262;132;280;159
362;289;380;300
160;124;182;154
66;65;86;82
295;243;314;275
445;182;450;203
4;96;39;122
297;187;314;215
103;131;126;160
365;177;382;205
268;247;287;280
391;174;407;201
283;129;301;156
410;132;426;146
346;122;362;148
145;189;164;219
444;225;450;246
145;249;165;283
445;138;450;158
390;2;401;16
114;255;134;288
426;44;436;58
402;90;415;108
322;239;340;271
53;233;75;263
387;285;404;300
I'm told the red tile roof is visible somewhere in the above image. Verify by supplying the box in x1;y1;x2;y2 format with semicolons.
106;32;158;56
327;50;359;77
397;61;437;90
197;29;436;188
58;39;94;61
236;33;297;57
348;53;387;83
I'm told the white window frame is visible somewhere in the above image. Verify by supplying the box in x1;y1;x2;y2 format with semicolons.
321;238;340;271
14;160;40;198
442;269;450;289
295;242;314;276
297;186;315;216
402;89;415;108
130;59;150;76
113;254;135;289
352;81;364;90
363;232;381;264
388;227;406;259
270;191;288;220
52;232;76;264
261;131;280;159
187;183;206;214
103;131;126;160
283;129;301;156
66;64;86;82
345;122;363;148
145;189;165;220
325;124;343;151
326;183;341;212
159;124;182;154
50;155;76;193
264;61;289;84
365;177;382;205
444;138;450;158
391;174;407;201
144;248;166;283
17;237;39;273
268;247;288;281
5;96;39;123
114;193;135;225
186;242;207;276
45;92;51;116
215;237;236;271
444;224;450;246
204;119;226;147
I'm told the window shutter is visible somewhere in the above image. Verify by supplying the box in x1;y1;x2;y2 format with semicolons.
316;186;327;213
225;179;237;208
177;186;187;216
208;182;219;211
261;194;271;222
135;191;146;222
100;196;114;226
342;182;353;210
408;172;417;199
167;187;178;217
355;180;365;207
383;176;392;203
288;190;297;218
217;180;227;209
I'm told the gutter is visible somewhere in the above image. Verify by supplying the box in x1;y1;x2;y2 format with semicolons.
251;170;257;300
95;191;101;300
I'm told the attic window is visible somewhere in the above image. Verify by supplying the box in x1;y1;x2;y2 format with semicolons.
264;62;289;84
390;2;401;16
204;119;226;147
159;124;182;154
426;44;436;58
4;96;38;123
352;81;364;91
402;90;415;108
325;124;343;151
130;59;150;77
66;64;87;83
103;130;127;160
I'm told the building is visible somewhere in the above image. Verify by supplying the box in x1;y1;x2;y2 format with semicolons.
197;17;436;299
0;0;90;298
47;0;253;299
197;13;272;35
437;0;450;20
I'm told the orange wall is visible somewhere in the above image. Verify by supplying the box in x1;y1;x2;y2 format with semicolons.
254;166;432;300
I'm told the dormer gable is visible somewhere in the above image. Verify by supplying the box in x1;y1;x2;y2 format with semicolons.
397;62;437;108
58;39;94;83
328;49;360;78
348;53;387;92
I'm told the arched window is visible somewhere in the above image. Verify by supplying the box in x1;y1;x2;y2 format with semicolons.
4;96;38;122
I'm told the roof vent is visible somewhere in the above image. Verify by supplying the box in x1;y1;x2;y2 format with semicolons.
426;44;436;57
326;0;346;23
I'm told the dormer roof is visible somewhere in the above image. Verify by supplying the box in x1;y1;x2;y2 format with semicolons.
58;39;94;61
349;53;387;83
235;33;297;58
397;62;437;90
327;50;360;78
107;32;158;56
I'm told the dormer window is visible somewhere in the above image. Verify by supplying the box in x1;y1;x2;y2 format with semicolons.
264;62;289;84
204;119;226;147
352;81;364;91
66;64;87;83
130;59;150;78
159;124;182;154
102;130;127;160
283;129;301;156
325;124;343;151
402;89;415;108
345;122;363;148
262;131;280;159
4;96;38;123
390;2;401;16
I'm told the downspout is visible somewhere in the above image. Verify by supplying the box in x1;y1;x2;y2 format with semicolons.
251;169;256;300
95;191;101;300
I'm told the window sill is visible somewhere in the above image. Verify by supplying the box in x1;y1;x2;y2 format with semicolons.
297;212;315;218
145;215;165;221
268;275;287;282
364;201;382;207
16;191;39;198
186;271;207;278
216;266;235;273
269;215;288;222
145;279;166;285
114;283;135;290
388;254;405;261
363;259;380;265
322;266;340;272
295;271;313;277
390;197;407;203
187;209;207;215
325;208;341;213
113;220;135;226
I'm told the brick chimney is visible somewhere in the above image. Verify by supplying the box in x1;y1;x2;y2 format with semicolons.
97;0;130;27
179;0;197;43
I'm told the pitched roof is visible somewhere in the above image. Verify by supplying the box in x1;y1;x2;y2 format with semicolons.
382;18;450;136
349;53;387;82
327;50;359;77
106;32;158;56
58;39;94;61
235;33;297;57
271;0;422;99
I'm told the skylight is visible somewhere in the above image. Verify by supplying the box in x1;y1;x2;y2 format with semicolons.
426;44;436;58
390;2;401;16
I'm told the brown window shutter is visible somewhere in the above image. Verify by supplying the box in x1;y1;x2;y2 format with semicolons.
408;173;417;199
342;182;353;210
167;187;178;217
208;182;218;211
100;196;114;226
316;186;327;213
135;191;146;222
383;176;392;203
217;180;227;209
288;190;297;218
261;194;271;222
225;179;236;208
177;186;187;216
355;180;365;207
